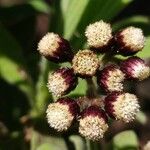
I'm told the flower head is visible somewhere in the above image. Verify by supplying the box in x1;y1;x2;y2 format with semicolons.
47;68;77;97
114;26;145;56
143;141;150;150
46;97;79;132
79;106;108;141
120;57;150;81
97;65;125;93
105;92;140;122
72;50;99;77
38;32;73;62
85;20;112;52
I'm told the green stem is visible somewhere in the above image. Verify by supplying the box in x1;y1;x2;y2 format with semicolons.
101;52;114;66
30;57;50;117
86;78;98;98
86;140;100;150
64;136;75;150
86;139;91;150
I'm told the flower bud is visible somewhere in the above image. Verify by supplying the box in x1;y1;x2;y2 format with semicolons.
104;92;140;122
97;65;125;93
120;57;150;81
114;26;145;56
85;20;112;52
79;106;108;141
46;97;79;132
47;68;77;97
38;32;73;62
72;50;99;77
143;141;150;150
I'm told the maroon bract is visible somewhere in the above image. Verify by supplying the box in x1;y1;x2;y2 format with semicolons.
97;65;125;93
79;106;108;141
104;92;140;122
38;32;73;62
58;97;80;116
114;26;145;56
47;68;77;97
120;57;150;81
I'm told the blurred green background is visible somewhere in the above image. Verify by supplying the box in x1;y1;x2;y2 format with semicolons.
0;0;150;149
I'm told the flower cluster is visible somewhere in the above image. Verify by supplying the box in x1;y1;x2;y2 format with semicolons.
37;20;150;141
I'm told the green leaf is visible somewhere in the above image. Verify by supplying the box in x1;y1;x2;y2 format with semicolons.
28;0;51;14
70;0;133;49
0;56;25;84
113;130;138;150
0;24;25;64
78;0;132;30
99;0;133;21
63;0;90;39
1;5;38;81
49;0;64;34
0;24;34;105
0;4;36;24
35;58;59;116
113;16;150;35
61;0;71;17
37;143;60;150
35;58;50;116
137;36;150;58
68;78;87;97
69;135;85;150
31;130;67;150
0;2;50;25
136;111;147;125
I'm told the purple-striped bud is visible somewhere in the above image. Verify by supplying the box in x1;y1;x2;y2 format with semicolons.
97;65;125;93
79;106;108;141
46;97;80;132
104;92;140;122
85;20;112;52
114;26;145;56
120;57;150;81
38;32;73;62
47;68;77;97
72;50;99;77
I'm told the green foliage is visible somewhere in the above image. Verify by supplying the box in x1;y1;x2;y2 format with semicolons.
69;135;85;150
113;16;150;33
31;130;67;150
28;0;51;13
136;111;147;125
0;24;24;65
51;0;133;48
63;0;90;39
69;0;133;49
69;78;88;98
137;36;150;58
34;58;59;116
112;130;139;150
0;24;34;105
